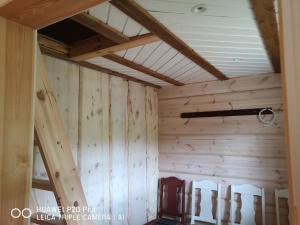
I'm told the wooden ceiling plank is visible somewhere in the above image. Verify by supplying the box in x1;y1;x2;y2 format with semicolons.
250;0;281;73
70;33;160;61
38;38;161;89
70;12;129;44
0;0;107;28
110;0;227;80
104;54;184;86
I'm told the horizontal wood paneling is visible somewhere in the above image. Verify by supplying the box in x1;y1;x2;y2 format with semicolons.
158;73;288;225
32;55;159;225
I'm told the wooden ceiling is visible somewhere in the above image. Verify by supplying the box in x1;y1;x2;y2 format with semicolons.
33;0;279;87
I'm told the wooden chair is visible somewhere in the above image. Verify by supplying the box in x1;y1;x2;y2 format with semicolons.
275;188;289;225
191;180;221;225
145;177;186;225
230;184;265;225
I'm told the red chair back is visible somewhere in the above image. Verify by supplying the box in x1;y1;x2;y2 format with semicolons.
158;177;185;224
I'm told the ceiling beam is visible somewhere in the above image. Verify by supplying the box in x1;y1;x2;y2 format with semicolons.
38;36;161;89
70;33;160;61
0;0;107;28
79;61;162;89
70;12;129;44
111;0;227;80
250;0;281;73
104;54;184;86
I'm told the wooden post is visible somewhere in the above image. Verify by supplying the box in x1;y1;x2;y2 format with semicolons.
278;0;300;224
0;17;36;224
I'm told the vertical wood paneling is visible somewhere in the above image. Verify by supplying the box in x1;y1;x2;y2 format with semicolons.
146;87;159;221
128;82;147;225
79;67;110;225
110;76;129;225
44;55;79;164
0;18;36;225
158;74;288;225
33;56;159;225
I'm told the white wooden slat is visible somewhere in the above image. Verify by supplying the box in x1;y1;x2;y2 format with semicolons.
123;45;144;61
137;0;253;18
150;48;178;71
123;17;145;37
185;39;264;49
142;42;171;68
131;42;162;65
107;5;128;33
164;57;191;77
89;1;110;23
173;63;196;79
157;53;185;74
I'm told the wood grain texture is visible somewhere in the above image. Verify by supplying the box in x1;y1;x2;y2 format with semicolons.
111;0;227;80
159;73;281;99
79;67;110;225
39;37;161;88
250;0;281;73
35;48;92;225
0;0;107;28
33;56;159;225
278;0;300;223
71;12;129;44
128;82;147;225
0;18;36;225
110;76;129;225
70;33;160;61
158;74;288;225
146;87;159;221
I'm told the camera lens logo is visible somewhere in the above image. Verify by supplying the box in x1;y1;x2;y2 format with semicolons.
11;208;32;219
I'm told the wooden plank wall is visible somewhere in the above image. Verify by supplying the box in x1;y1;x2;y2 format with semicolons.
32;55;158;225
0;17;36;225
158;73;289;225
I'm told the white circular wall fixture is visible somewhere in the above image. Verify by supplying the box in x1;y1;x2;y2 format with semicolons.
191;4;207;14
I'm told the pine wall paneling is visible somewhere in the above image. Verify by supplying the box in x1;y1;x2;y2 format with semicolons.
158;73;288;225
32;55;158;225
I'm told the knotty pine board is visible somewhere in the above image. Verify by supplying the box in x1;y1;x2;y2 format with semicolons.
158;73;288;225
79;67;110;225
32;55;158;225
110;76;129;225
146;87;159;221
0;17;36;225
128;82;147;225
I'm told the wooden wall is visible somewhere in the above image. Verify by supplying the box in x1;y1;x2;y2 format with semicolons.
158;73;289;225
32;55;158;225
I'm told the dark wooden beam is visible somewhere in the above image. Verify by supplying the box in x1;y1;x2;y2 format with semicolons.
0;0;107;28
32;179;53;191
39;41;161;89
111;0;227;80
70;33;160;61
70;12;129;44
104;54;184;86
250;0;281;73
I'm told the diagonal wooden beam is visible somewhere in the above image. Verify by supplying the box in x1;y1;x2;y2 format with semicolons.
0;0;107;28
38;36;161;88
70;12;129;44
70;33;160;61
250;0;281;73
104;54;184;86
111;0;227;80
